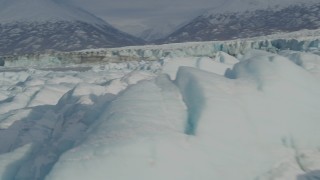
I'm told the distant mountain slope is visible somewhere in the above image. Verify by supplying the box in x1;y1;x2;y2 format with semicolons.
0;0;144;55
138;23;182;42
161;1;320;43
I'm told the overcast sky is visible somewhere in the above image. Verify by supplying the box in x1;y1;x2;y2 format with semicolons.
71;0;225;34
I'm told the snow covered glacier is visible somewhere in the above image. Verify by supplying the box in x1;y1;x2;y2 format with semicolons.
0;34;320;180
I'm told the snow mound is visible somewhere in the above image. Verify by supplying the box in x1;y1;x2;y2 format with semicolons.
46;75;188;180
162;57;229;79
279;50;320;80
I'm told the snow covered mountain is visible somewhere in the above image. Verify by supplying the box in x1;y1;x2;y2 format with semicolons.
161;0;320;43
0;0;144;55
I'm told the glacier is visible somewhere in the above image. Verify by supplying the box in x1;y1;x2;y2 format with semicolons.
1;29;320;68
0;34;320;180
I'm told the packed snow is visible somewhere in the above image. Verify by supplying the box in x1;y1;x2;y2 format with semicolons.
0;36;320;180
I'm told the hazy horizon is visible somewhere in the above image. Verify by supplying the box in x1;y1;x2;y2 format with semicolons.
70;0;226;35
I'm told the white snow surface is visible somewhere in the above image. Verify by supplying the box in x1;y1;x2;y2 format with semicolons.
0;37;320;180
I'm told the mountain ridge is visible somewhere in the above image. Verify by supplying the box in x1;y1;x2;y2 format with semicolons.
0;0;144;55
160;1;320;43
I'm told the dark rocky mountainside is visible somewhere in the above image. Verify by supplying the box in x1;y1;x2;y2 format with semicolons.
161;2;320;43
0;0;144;55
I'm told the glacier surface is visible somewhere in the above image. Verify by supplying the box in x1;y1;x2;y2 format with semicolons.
0;36;320;180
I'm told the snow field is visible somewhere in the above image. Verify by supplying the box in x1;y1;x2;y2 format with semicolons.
48;50;320;180
0;47;319;180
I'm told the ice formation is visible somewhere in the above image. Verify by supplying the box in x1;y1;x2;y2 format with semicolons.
0;34;319;180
